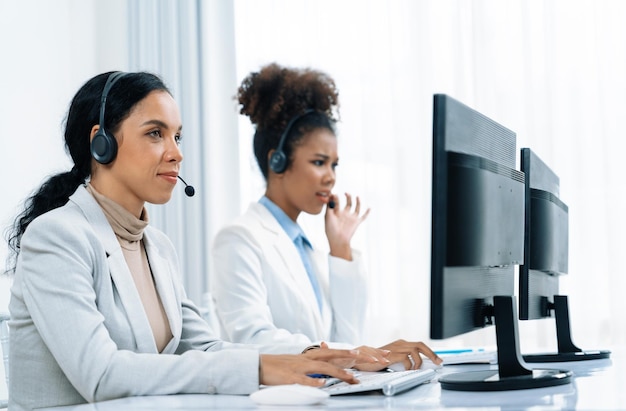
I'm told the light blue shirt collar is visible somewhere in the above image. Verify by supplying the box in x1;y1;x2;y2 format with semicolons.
259;196;311;247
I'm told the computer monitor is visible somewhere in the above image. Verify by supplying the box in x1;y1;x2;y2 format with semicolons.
519;148;610;362
430;94;572;391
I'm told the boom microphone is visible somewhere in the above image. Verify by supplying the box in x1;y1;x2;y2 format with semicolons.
177;176;196;197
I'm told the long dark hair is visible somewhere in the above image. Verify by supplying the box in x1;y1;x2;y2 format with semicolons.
4;71;170;273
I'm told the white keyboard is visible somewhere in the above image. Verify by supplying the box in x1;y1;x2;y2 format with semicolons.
321;369;436;396
436;349;497;365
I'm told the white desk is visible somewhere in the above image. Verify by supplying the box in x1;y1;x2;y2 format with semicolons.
43;350;624;410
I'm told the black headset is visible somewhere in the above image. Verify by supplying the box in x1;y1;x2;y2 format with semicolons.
91;71;128;164
269;109;315;174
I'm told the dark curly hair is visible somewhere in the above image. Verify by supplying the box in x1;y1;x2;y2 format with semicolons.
237;63;340;179
4;71;170;274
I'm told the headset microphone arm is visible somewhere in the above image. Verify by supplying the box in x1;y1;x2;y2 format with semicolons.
177;176;196;197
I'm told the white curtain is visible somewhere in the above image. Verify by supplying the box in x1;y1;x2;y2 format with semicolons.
231;0;626;350
126;0;240;309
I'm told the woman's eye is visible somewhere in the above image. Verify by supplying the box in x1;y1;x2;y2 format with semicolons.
148;130;162;138
313;160;324;166
175;135;182;145
332;162;339;170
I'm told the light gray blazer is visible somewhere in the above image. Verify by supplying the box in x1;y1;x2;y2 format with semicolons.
211;202;368;348
8;186;277;411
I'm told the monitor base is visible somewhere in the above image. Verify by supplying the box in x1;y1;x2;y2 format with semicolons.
440;296;573;392
523;349;611;363
523;296;612;363
439;368;572;391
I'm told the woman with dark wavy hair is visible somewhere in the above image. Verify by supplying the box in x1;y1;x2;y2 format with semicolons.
5;71;378;411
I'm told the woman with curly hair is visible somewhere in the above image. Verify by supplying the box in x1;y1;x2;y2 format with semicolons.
211;63;440;370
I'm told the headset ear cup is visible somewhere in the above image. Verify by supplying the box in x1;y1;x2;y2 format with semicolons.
269;150;287;174
91;130;118;164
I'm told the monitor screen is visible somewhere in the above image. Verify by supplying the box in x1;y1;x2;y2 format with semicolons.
430;94;572;391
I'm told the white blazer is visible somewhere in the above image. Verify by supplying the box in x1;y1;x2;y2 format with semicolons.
210;202;368;348
8;186;285;411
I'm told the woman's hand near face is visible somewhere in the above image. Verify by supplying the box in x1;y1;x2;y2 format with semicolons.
259;347;379;387
324;193;370;260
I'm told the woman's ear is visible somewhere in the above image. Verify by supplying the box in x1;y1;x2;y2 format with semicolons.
89;125;100;143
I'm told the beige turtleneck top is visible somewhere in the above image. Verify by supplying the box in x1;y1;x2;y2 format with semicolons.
87;184;173;352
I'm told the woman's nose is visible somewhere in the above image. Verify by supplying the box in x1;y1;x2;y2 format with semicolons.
324;167;336;185
166;139;183;162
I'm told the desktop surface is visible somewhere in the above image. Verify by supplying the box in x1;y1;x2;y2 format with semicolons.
42;349;623;411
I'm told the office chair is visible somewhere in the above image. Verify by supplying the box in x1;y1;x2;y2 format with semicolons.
0;313;8;409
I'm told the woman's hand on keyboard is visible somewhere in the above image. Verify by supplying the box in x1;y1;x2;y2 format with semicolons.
354;339;443;372
305;342;391;370
308;342;397;373
259;351;366;387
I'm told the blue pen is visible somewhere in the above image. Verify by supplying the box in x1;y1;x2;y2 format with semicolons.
308;373;331;378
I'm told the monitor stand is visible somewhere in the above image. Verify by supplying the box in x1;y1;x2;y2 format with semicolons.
439;296;572;391
522;295;611;363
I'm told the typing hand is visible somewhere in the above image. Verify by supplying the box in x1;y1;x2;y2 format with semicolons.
356;339;443;372
259;353;360;387
303;342;388;370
